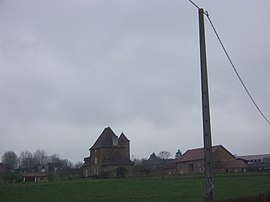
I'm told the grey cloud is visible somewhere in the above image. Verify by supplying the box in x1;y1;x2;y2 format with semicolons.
0;0;269;162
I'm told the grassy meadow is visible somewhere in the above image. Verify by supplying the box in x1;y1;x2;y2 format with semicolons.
0;173;270;202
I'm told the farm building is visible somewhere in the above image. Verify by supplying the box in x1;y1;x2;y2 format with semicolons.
83;127;133;178
175;145;247;174
238;153;270;172
140;152;176;176
0;163;10;173
21;172;48;183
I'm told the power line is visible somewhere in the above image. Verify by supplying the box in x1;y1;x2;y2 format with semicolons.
188;0;270;125
206;14;270;126
188;0;200;10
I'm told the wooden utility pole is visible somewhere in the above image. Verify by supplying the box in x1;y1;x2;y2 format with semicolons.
198;8;215;201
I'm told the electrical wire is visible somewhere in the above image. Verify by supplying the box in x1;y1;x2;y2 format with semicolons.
205;14;270;125
188;0;270;125
188;0;200;10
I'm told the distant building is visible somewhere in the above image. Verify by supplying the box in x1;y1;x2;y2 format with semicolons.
238;154;270;172
238;154;270;164
140;153;163;175
21;172;48;183
83;127;133;178
0;163;10;173
140;153;176;176
175;145;247;174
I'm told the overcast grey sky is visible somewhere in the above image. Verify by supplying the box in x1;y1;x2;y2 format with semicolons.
0;0;269;163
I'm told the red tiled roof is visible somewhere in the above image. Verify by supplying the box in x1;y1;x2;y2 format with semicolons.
21;173;48;177
175;145;231;163
222;159;247;168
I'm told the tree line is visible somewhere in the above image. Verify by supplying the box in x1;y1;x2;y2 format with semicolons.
1;149;82;171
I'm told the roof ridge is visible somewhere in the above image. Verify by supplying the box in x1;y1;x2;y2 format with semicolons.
175;145;227;163
90;127;118;150
119;133;129;141
185;145;222;151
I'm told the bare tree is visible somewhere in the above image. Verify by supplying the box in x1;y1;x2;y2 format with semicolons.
74;161;83;169
47;154;61;163
158;151;172;160
61;159;73;168
158;151;172;171
131;155;146;166
33;149;48;165
19;150;34;171
133;158;145;166
1;151;18;169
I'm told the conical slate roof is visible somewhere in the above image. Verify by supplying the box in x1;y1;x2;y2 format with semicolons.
118;133;129;146
119;133;129;141
90;127;118;150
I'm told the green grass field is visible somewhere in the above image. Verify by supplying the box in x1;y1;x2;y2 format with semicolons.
0;173;269;202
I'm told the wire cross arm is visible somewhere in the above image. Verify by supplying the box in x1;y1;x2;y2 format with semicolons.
188;0;209;16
